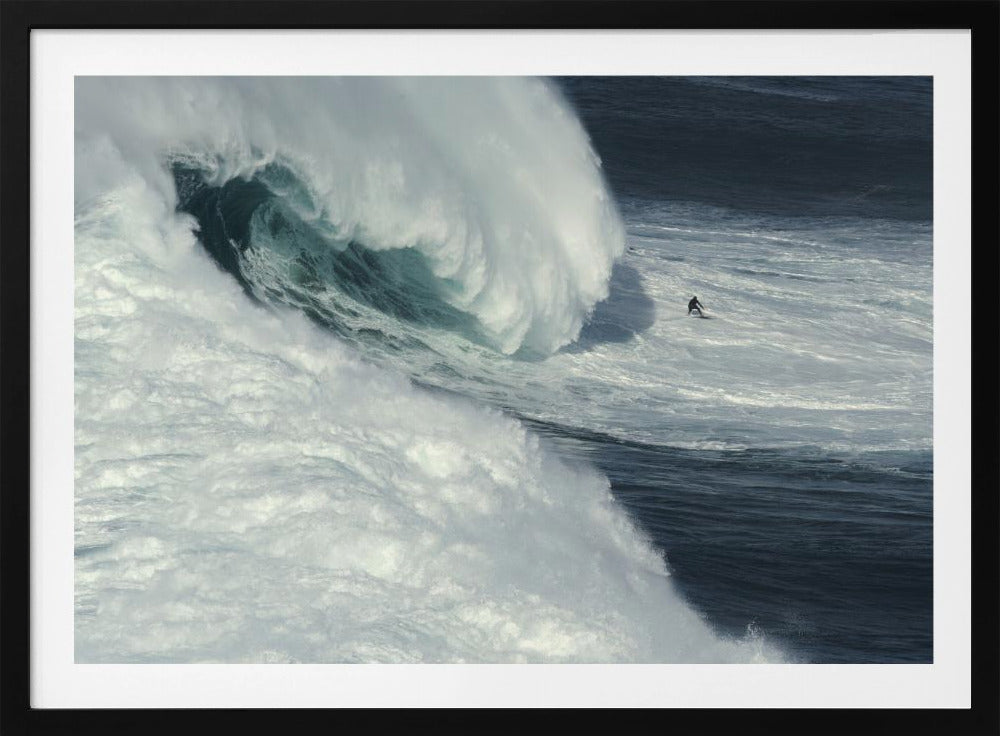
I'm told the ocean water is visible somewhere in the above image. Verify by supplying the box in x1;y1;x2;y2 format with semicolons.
74;76;932;664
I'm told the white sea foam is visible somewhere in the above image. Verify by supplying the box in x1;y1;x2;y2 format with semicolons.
74;81;774;663
76;76;624;355
377;201;934;455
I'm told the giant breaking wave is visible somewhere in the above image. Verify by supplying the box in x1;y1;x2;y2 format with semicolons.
74;77;778;663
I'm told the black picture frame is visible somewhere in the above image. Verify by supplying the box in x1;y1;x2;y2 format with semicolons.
2;1;997;733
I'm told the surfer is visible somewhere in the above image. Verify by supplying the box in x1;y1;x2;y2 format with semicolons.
688;296;705;316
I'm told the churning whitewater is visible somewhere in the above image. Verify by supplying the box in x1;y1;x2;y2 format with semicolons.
74;77;777;663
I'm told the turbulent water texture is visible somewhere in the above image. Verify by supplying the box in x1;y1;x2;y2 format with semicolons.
75;76;932;664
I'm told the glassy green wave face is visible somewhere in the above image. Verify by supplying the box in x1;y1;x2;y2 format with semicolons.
173;161;486;355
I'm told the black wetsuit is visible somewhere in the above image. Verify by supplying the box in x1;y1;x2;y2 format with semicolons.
688;298;704;315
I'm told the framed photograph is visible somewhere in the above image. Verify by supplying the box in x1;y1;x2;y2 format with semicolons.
2;0;997;732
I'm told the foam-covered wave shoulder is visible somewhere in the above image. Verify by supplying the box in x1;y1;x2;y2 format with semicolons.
75;77;625;354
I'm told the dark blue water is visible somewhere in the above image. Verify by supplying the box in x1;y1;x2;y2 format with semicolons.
557;76;932;221
528;420;932;663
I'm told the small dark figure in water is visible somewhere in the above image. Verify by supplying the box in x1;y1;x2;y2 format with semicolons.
688;296;705;316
